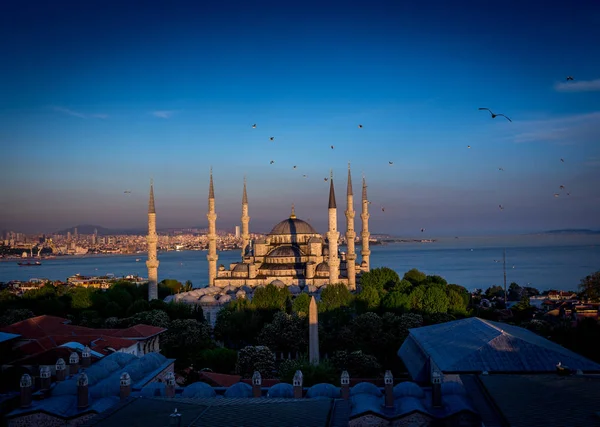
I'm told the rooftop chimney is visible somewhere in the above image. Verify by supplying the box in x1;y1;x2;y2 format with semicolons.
431;370;442;408
169;408;182;427
340;371;350;400
82;346;91;367
20;374;33;408
77;372;89;409
69;352;80;376
293;370;303;398
252;371;262;398
39;365;51;391
384;370;394;409
165;372;176;398
55;358;66;382
120;372;131;400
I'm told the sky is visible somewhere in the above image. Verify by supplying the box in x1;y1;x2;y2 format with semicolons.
1;0;600;237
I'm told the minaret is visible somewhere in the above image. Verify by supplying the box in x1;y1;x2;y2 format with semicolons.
345;163;357;290
360;175;371;271
327;170;340;283
207;168;218;286
146;180;159;300
241;176;250;257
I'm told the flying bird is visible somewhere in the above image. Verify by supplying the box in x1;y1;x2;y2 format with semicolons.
124;190;132;194
421;228;425;233
270;160;275;164
553;193;560;198
358;124;363;128
389;161;394;165
499;204;504;210
479;108;512;122
467;145;471;149
252;124;257;128
559;185;565;190
498;167;504;171
293;165;297;169
560;158;565;163
381;206;385;212
567;192;571;196
269;137;275;141
324;177;328;182
302;174;308;178
330;145;334;149
566;76;574;81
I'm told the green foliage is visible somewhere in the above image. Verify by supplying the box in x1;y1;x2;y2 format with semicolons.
103;301;123;318
106;288;132;310
447;288;468;314
291;293;310;315
236;345;276;378
0;308;34;327
126;299;150;316
403;268;427;286
578;271;600;302
257;312;307;354
159;279;183;295
360;267;401;294
426;275;448;286
213;306;265;349
278;358;338;386
330;350;382;378
390;279;413;294
319;283;354;312
381;291;411;312
252;284;290;311
162;319;213;367
355;286;380;312
513;295;531;311
193;348;238;374
126;310;170;328
485;285;505;299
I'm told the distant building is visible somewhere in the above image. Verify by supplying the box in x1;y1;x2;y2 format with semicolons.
235;225;240;239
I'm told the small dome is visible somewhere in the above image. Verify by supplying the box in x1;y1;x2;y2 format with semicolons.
235;290;246;299
393;382;425;399
289;285;302;294
218;294;232;303
182;382;217;398
269;218;319;236
270;280;286;288
223;285;238;293
241;285;253;294
267;383;294;398
224;382;253;398
199;295;216;303
232;264;249;273
316;262;329;272
306;383;340;399
350;382;382;397
267;246;304;258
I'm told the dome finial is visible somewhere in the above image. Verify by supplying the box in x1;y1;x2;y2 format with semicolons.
290;203;296;219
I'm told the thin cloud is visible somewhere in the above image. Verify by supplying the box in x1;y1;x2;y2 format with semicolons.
52;106;108;119
585;157;600;167
152;110;176;119
512;111;600;145
554;78;600;92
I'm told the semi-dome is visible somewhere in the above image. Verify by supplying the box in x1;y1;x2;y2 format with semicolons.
267;246;304;258
269;218;318;236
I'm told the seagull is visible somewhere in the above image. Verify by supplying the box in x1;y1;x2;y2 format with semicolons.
499;204;504;210
293;165;297;169
303;174;308;178
270;160;275;164
389;161;394;165
560;158;564;163
381;206;385;212
421;228;425;233
330;145;334;149
567;192;571;196
566;76;574;81
358;124;363;128
467;145;471;149
559;185;565;190
554;193;560;198
479;108;512;122
124;190;132;194
269;137;275;141
252;124;257;128
324;177;328;182
499;167;504;171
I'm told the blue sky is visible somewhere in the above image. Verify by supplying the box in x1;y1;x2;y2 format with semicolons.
1;0;599;236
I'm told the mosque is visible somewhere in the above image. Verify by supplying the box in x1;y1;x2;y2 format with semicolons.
145;165;372;301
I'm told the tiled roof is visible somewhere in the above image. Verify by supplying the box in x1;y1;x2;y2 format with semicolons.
198;372;241;387
478;374;600;427
399;317;600;381
106;324;166;339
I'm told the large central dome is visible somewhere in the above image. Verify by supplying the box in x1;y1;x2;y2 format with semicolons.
269;217;319;236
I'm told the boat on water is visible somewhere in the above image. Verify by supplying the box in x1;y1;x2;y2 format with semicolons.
17;261;42;266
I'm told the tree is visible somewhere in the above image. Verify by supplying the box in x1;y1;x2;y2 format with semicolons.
578;271;600;302
257;312;307;354
292;293;310;316
381;291;411;312
184;280;193;292
161;319;213;367
485;285;505;299
236;346;276;378
0;309;34;327
403;268;427;286
278;358;337;386
426;275;448;286
127;310;170;328
126;300;150;316
252;284;290;311
320;283;354;312
508;282;523;301
360;267;401;294
355;286;380;312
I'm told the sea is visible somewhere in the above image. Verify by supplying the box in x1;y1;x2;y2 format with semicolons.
1;234;599;292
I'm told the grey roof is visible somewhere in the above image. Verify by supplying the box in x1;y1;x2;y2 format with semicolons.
399;317;600;381
267;245;304;258
0;331;20;343
478;374;600;427
83;396;349;427
269;217;319;236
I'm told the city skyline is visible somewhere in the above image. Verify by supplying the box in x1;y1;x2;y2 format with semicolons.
1;1;600;236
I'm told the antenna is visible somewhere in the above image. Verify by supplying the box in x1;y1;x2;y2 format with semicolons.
503;248;507;305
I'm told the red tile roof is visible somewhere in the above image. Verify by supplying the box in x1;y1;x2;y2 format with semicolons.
198;372;242;388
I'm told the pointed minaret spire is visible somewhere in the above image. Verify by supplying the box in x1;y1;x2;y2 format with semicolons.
146;179;159;300
345;163;356;290
327;170;340;283
328;170;337;209
360;174;371;272
148;178;156;213
347;163;353;197
241;176;250;258
209;167;215;200
290;203;296;219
